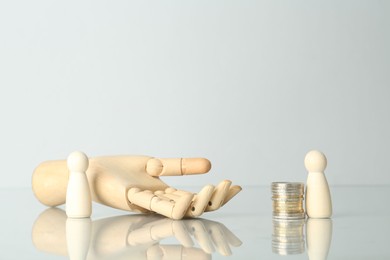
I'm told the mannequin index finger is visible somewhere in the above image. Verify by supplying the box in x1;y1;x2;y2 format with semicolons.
146;158;211;176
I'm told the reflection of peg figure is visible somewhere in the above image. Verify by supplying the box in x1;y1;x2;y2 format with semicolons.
66;151;92;218
304;150;332;218
66;218;91;260
306;218;333;260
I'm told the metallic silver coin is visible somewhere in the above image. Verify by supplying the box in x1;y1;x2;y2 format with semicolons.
273;212;305;219
273;208;304;213
273;207;304;212
271;182;305;219
271;182;304;187
273;204;304;209
271;182;304;191
272;189;304;194
272;196;304;201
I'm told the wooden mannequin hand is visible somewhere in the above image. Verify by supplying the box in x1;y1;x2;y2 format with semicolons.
32;155;241;219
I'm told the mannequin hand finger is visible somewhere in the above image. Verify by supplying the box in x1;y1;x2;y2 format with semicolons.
128;188;193;220
221;185;242;207
146;158;211;176
186;185;215;218
206;180;232;211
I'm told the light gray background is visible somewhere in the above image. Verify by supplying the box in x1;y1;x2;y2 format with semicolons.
1;0;389;188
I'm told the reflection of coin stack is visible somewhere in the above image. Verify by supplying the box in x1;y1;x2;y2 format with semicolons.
272;218;305;255
271;182;305;219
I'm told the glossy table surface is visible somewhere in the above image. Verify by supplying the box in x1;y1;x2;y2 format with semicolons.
0;185;389;259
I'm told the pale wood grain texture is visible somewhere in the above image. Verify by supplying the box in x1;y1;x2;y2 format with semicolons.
304;150;332;218
66;151;92;218
32;155;241;219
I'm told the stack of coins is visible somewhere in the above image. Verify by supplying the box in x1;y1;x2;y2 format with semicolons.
272;218;305;255
271;182;305;219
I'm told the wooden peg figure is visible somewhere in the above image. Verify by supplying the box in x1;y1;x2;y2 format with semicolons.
66;151;92;218
304;150;332;218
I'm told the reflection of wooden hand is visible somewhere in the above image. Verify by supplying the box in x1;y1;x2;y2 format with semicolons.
32;155;241;219
32;208;243;259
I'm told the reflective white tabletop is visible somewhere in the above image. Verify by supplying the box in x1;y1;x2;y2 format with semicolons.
0;185;389;259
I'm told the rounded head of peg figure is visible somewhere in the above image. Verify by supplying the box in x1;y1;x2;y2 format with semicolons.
304;150;327;173
67;151;89;172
